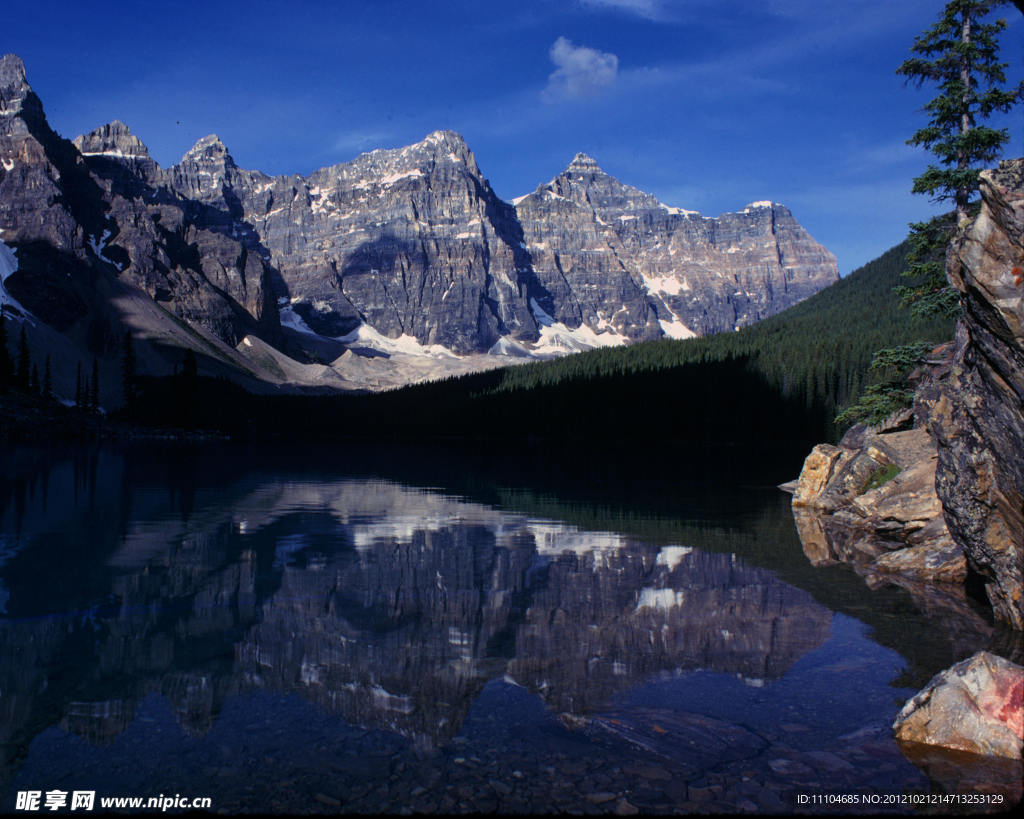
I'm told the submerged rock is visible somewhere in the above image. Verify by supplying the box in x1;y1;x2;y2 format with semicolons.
897;741;1023;805
893;651;1024;759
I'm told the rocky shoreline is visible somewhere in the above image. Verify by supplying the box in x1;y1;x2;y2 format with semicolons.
788;159;1024;782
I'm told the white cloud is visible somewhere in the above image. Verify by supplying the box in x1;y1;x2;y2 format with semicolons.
332;128;395;154
579;0;664;19
542;37;619;102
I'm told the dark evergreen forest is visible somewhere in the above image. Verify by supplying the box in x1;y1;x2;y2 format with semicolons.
122;237;953;448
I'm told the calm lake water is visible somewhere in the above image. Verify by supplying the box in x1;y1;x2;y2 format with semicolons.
0;442;1012;814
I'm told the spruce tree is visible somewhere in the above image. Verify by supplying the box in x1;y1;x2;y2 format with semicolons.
121;331;137;414
0;306;10;389
16;327;29;391
182;349;198;381
43;355;52;401
837;0;1021;427
897;0;1022;317
90;357;100;412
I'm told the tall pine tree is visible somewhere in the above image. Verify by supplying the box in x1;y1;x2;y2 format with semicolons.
897;0;1022;316
90;357;100;412
121;331;137;414
838;0;1022;427
43;355;52;401
16;327;29;392
0;307;11;389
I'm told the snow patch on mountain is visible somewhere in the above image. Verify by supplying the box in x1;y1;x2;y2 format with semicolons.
660;203;700;217
528;297;627;354
87;229;123;271
656;545;694;570
643;273;685;296
0;239;16;283
487;337;534;358
658;319;697;339
279;304;318;336
1;239;32;318
635;588;686;611
336;323;462;359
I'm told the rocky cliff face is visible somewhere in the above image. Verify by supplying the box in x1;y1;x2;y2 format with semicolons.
921;159;1024;631
515;155;838;343
0;54;282;397
167;129;539;354
159;123;838;360
792;159;1024;634
71;120;280;346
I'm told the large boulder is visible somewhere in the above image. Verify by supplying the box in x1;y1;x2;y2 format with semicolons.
893;651;1024;760
921;159;1024;631
791;423;964;582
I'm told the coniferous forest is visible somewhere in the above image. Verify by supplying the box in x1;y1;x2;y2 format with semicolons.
112;236;953;449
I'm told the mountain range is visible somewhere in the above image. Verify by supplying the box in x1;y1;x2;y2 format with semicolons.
0;54;838;402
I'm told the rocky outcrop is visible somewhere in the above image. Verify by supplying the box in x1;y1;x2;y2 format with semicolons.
893;651;1024;759
921;159;1024;631
791;421;964;583
791;159;1024;803
793;161;1024;633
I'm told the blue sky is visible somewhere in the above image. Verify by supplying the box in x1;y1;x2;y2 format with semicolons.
5;0;1023;274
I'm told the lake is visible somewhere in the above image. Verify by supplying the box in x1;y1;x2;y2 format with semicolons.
0;441;1010;814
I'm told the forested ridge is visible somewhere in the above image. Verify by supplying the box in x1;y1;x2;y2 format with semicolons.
485;240;953;435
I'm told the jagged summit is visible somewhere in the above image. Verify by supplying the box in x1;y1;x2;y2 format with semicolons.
417;129;477;168
567;152;602;172
74;120;151;159
333;128;481;181
0;54;27;86
182;133;232;163
0;54;36;121
423;129;468;148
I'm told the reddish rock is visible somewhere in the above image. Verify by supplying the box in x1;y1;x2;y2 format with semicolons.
893;651;1024;759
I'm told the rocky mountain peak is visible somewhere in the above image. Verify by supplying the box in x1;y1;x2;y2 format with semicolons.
0;54;27;88
0;54;37;121
539;151;661;216
418;129;479;171
73;120;152;159
423;129;467;149
182;133;233;165
567;152;601;173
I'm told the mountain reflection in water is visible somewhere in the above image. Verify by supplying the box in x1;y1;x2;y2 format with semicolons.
0;444;1004;813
